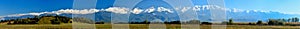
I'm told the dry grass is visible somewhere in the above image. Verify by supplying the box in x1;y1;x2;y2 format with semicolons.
0;24;300;29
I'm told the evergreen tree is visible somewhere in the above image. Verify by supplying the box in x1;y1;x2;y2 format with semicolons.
228;18;233;25
295;17;299;22
288;19;291;22
257;20;263;25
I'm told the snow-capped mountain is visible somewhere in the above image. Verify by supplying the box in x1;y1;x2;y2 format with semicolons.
0;5;299;22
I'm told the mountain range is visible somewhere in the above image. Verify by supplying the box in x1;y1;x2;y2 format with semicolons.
0;5;299;22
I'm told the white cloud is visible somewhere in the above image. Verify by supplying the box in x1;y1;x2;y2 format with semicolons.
105;7;129;14
145;7;155;13
131;8;144;14
157;7;173;13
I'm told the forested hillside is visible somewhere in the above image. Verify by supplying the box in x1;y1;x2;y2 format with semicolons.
0;15;72;24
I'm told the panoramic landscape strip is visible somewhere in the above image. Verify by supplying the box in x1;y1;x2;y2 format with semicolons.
1;0;300;29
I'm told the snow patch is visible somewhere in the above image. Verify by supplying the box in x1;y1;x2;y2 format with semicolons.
181;7;191;13
105;7;129;14
56;9;100;14
157;7;173;13
131;8;144;14
145;7;155;13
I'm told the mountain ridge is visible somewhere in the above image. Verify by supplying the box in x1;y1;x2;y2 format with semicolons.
0;5;299;22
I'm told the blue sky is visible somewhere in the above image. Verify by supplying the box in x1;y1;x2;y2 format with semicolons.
225;0;300;15
1;0;300;22
0;0;300;16
0;0;73;16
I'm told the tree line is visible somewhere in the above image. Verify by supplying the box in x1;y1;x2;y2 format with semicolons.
0;15;72;25
1;15;299;26
226;17;300;26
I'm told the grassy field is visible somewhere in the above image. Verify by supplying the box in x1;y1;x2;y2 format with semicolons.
1;24;300;29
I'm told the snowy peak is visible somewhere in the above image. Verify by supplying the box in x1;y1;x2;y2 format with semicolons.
0;5;299;22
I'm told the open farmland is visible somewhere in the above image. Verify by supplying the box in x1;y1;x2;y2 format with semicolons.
1;24;300;29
